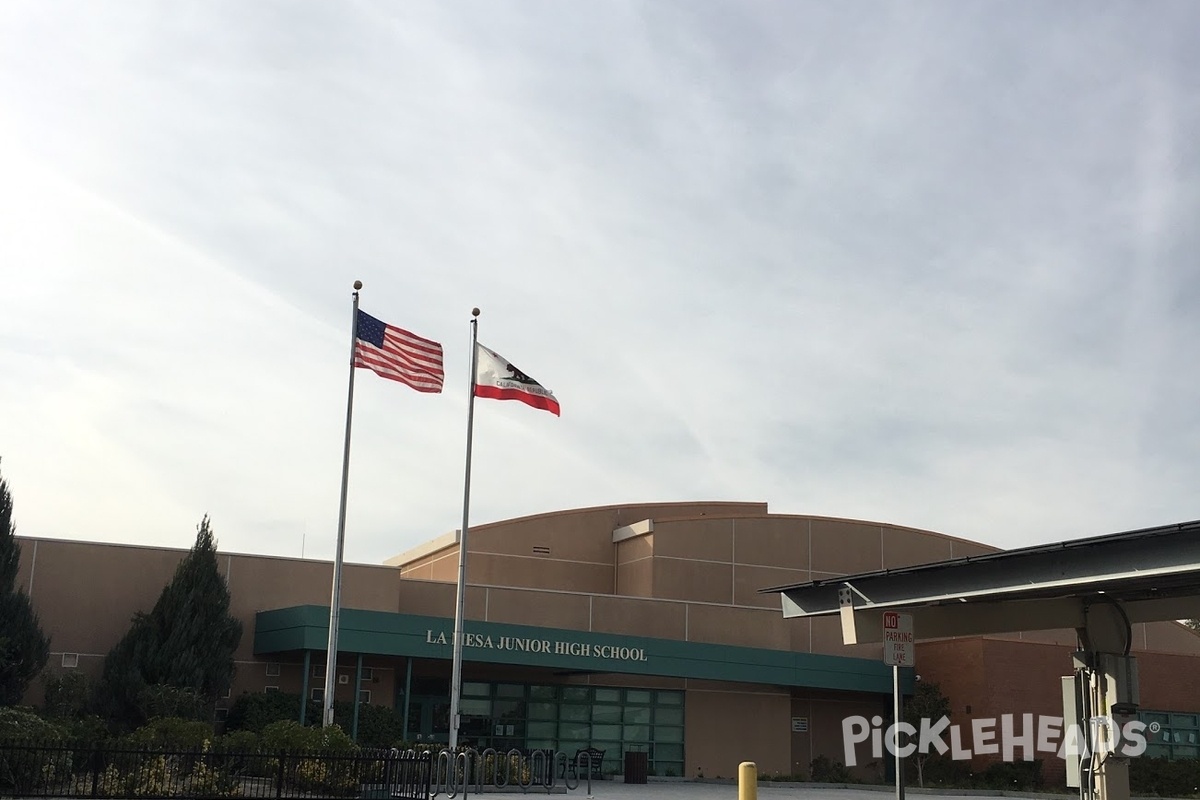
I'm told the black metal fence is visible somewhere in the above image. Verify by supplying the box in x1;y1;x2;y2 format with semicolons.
0;741;601;799
0;741;432;800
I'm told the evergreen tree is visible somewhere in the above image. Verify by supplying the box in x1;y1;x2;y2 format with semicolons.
0;461;51;705
99;516;242;724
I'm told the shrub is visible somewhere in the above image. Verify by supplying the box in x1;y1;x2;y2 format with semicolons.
187;758;242;797
351;703;406;748
138;684;212;722
764;772;807;782
60;714;114;742
974;759;1043;790
204;729;263;780
912;753;971;787
225;692;304;734
477;751;532;785
0;705;66;741
1130;756;1200;797
0;707;68;794
292;757;358;796
43;671;93;719
215;729;259;751
95;763;128;797
225;691;402;745
809;754;852;783
124;716;214;749
132;754;173;797
94;754;173;798
259;719;355;752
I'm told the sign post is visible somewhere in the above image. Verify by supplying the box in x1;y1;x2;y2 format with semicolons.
883;611;914;800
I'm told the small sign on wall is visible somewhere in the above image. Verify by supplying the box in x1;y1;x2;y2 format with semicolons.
791;716;809;733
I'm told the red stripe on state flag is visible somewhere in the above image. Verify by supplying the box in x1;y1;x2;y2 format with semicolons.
474;384;561;415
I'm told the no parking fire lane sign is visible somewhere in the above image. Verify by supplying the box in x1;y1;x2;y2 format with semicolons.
882;611;914;666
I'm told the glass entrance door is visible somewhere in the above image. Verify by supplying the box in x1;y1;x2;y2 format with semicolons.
406;696;451;744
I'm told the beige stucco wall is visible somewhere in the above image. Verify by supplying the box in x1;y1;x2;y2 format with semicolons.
13;499;1200;779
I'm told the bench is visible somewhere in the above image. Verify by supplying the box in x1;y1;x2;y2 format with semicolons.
573;747;606;780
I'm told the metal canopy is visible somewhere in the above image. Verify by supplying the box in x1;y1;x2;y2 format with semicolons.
762;519;1200;645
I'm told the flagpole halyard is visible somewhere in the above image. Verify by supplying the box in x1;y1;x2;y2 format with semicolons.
323;280;362;728
448;307;480;749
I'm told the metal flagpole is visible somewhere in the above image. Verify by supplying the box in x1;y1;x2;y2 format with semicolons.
448;307;480;749
894;664;904;800
323;279;363;727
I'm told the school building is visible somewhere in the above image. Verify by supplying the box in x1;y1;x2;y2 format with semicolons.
15;501;1200;782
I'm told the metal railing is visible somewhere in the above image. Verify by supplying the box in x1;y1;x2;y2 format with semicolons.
0;740;433;800
425;748;599;797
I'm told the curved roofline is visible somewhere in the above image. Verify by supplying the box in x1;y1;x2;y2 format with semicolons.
648;511;997;551
466;500;770;531
388;502;1001;568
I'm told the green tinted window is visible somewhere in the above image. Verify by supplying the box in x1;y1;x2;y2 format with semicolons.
527;721;556;739
654;726;683;743
593;705;621;723
654;743;684;760
560;705;590;722
592;724;621;741
655;708;683;725
624;707;651;724
623;725;650;741
594;688;621;703
494;699;525;719
528;702;556;720
460;698;490;716
559;721;590;741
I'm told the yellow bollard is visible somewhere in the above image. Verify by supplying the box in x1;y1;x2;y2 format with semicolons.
739;762;757;800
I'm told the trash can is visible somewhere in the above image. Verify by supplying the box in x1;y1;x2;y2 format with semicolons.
623;751;648;784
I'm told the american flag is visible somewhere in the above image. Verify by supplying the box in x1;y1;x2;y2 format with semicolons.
354;310;444;393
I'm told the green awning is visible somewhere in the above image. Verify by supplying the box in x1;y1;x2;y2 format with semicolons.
255;605;909;695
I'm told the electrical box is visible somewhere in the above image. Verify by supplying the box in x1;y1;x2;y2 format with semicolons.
1063;675;1081;789
1098;654;1139;715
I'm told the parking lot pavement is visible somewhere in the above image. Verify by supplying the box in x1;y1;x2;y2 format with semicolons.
573;781;1074;800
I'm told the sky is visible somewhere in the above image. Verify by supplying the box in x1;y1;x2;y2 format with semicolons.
1;2;1198;566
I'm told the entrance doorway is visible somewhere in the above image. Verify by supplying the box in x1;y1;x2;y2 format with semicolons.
406;696;450;744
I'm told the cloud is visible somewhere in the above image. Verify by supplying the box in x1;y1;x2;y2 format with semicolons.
1;1;1198;564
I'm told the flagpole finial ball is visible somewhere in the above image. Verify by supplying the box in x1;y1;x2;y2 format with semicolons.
472;307;480;317
353;280;363;290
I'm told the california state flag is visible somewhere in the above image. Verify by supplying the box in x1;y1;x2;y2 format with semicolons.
474;343;560;416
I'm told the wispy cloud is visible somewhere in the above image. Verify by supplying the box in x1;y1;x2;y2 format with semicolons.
1;1;1197;563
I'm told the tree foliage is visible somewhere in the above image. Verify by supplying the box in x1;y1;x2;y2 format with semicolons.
0;462;50;705
99;516;242;725
904;679;952;787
